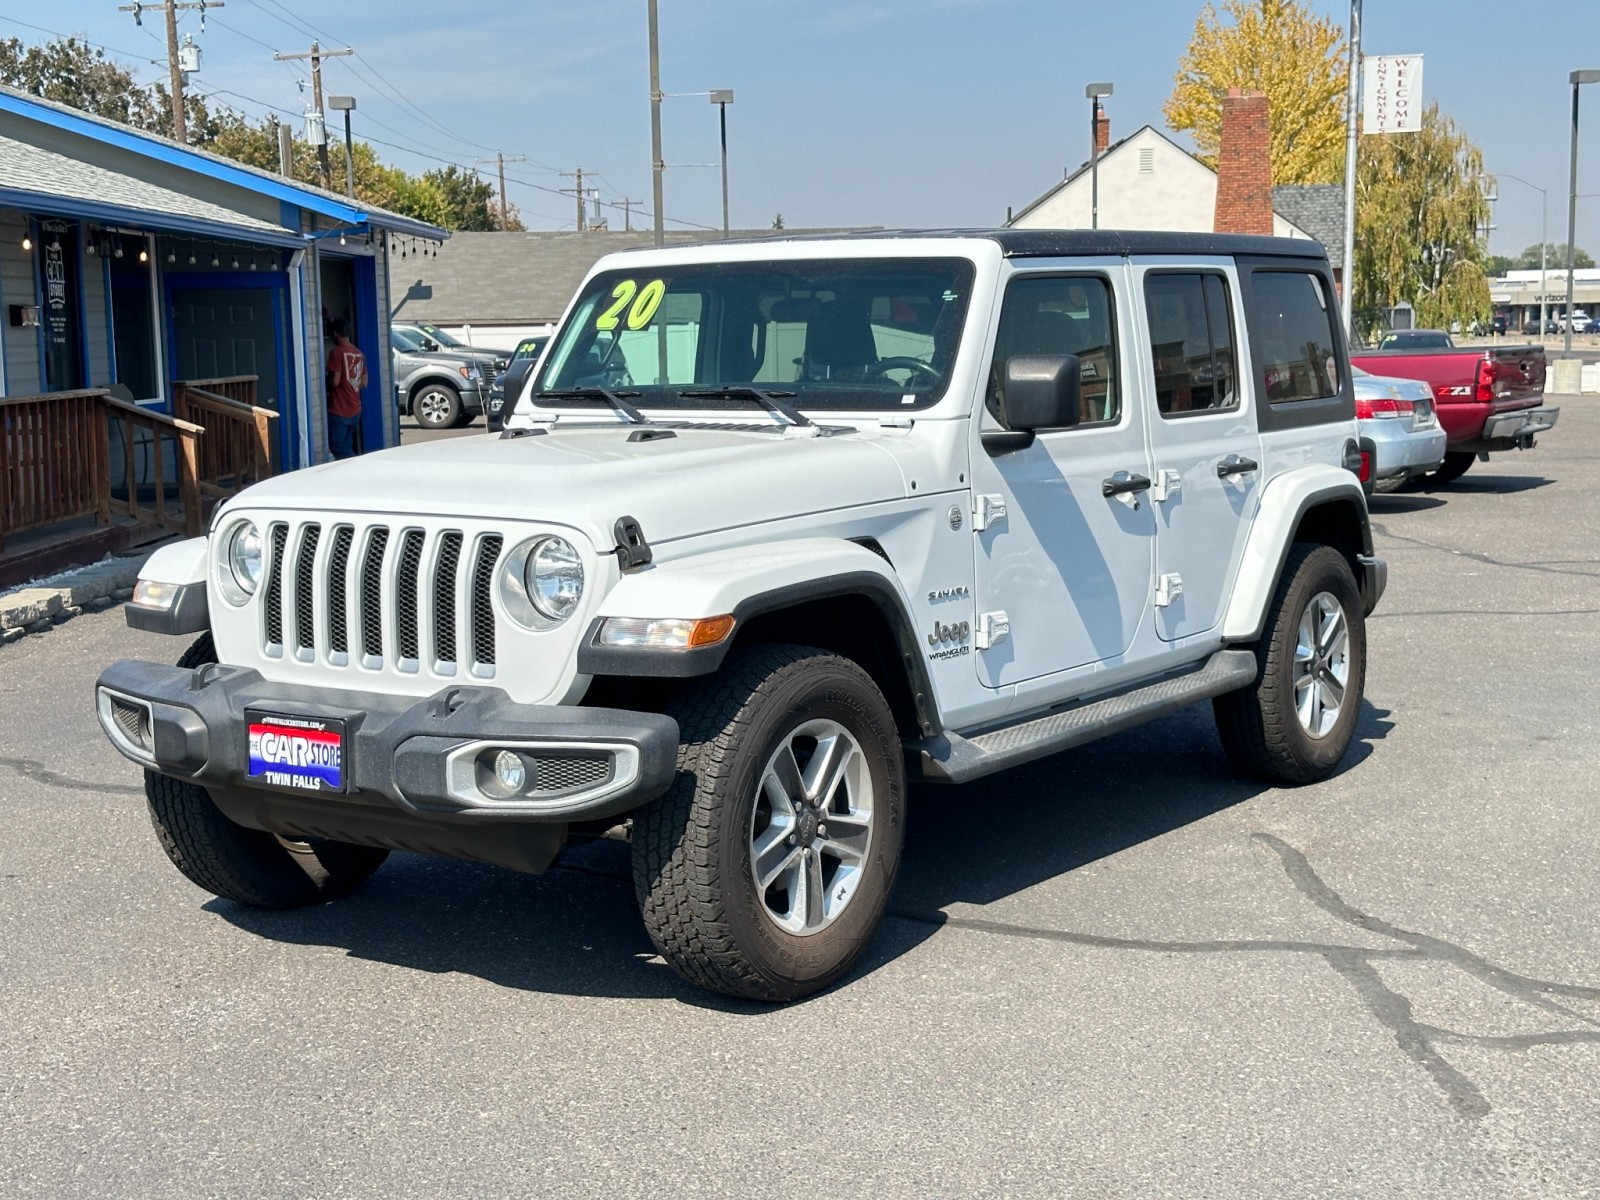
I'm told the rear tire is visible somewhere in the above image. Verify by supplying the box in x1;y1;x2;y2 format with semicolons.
145;633;389;907
1214;544;1367;785
632;646;905;1002
1421;452;1474;487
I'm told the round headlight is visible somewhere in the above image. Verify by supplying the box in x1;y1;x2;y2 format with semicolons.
524;536;583;621
226;522;263;595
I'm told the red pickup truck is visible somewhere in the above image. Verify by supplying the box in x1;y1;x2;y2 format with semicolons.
1349;339;1557;483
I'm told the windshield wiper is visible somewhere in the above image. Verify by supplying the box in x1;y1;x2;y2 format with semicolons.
677;386;813;428
535;387;650;425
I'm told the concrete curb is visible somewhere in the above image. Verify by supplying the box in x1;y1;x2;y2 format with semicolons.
0;552;152;645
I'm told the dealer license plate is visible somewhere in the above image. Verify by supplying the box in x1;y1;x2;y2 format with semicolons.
247;712;346;793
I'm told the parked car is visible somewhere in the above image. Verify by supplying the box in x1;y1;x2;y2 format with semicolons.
393;321;515;368
1556;311;1592;334
101;229;1386;1002
486;335;550;431
1351;366;1447;492
1468;315;1507;337
1350;339;1555;484
390;325;485;428
1378;329;1454;351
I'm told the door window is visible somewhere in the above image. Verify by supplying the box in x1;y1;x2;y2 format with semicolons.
989;275;1119;426
1249;271;1340;403
1143;273;1238;417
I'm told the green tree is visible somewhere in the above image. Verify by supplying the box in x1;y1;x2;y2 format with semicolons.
0;35;162;132
1164;0;1347;184
1354;104;1492;334
1485;254;1515;276
419;166;498;232
1516;242;1593;270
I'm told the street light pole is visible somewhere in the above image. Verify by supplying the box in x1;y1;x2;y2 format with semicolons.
1085;82;1112;230
1340;0;1362;341
328;94;356;200
1565;70;1600;357
1499;173;1548;339
648;0;665;248
710;89;734;236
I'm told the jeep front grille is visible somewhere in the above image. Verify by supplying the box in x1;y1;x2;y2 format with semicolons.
262;521;504;676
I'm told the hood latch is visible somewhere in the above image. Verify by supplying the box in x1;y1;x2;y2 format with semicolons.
613;515;653;571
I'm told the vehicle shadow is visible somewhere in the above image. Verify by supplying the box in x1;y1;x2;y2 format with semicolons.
209;700;1395;1008
1368;495;1447;514
1438;474;1554;495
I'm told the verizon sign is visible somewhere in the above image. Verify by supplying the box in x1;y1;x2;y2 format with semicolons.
1363;54;1424;134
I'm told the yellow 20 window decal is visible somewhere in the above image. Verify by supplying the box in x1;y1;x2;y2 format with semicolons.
595;278;666;331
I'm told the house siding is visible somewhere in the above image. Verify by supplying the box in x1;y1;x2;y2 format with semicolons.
0;207;42;395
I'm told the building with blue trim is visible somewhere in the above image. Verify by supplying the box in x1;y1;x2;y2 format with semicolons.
0;83;447;468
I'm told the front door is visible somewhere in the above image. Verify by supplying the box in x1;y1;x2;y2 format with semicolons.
1134;262;1263;641
169;283;287;465
970;267;1155;688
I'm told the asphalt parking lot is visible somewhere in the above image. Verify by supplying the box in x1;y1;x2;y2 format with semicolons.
4;399;1598;1198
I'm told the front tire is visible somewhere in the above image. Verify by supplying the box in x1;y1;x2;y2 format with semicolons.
1213;543;1367;785
632;646;906;1002
144;633;390;907
412;382;462;429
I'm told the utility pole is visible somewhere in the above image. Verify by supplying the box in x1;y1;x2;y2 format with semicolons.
118;1;225;144
560;168;588;232
475;153;526;230
1340;0;1362;342
273;40;354;190
619;198;641;232
647;0;665;247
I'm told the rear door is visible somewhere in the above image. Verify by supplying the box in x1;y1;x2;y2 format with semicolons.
1133;261;1262;641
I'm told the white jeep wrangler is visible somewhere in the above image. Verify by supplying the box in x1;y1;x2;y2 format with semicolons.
98;230;1385;1001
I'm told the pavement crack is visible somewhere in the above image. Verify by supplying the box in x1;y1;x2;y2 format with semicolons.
890;834;1600;1121
0;755;144;795
1370;522;1600;579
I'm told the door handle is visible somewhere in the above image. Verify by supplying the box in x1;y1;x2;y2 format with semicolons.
1102;471;1153;498
1216;454;1259;478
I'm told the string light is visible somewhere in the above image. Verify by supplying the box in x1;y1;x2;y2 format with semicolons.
21;235;31;251
139;247;149;263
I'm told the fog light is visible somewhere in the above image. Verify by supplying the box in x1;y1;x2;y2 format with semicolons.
494;750;526;793
477;748;535;800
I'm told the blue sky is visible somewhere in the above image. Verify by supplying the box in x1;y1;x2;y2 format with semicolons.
7;0;1600;255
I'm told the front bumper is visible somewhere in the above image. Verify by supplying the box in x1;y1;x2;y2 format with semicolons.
95;659;679;866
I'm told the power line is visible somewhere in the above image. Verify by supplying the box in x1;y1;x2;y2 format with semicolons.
0;15;162;64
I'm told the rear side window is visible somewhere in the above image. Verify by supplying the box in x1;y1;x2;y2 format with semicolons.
1143;273;1238;416
1250;271;1340;403
990;274;1120;427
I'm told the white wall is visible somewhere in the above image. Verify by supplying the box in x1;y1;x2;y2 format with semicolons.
1013;128;1306;239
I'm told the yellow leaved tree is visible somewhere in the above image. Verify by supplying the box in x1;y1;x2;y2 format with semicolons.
1164;0;1347;184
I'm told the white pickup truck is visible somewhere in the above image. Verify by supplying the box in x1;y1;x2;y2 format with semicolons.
97;230;1385;1001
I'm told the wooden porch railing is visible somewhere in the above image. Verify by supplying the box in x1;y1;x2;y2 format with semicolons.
174;380;276;508
176;375;259;407
0;389;111;553
103;397;203;538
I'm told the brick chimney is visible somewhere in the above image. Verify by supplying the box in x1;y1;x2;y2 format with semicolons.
1213;89;1273;236
1094;108;1110;154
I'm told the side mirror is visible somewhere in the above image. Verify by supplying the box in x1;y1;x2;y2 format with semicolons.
422;338;441;352
1000;354;1081;432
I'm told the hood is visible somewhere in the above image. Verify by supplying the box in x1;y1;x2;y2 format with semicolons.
230;424;911;547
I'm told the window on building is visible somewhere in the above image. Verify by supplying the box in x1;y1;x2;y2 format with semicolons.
1144;272;1238;416
1250;270;1340;403
989;274;1120;427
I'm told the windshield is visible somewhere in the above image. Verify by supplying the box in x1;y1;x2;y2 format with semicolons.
418;323;468;350
528;258;974;416
513;337;548;361
391;327;421;353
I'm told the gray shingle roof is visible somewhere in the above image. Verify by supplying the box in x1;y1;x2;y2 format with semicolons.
1272;185;1346;267
387;228;876;325
0;130;293;239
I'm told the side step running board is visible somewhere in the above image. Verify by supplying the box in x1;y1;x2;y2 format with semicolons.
911;648;1258;784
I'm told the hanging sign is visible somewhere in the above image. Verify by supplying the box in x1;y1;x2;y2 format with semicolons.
1363;54;1424;134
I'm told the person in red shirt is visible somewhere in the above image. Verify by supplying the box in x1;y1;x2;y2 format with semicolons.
326;318;366;459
